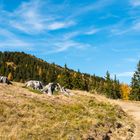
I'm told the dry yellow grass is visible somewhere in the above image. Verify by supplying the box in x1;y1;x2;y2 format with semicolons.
0;83;134;140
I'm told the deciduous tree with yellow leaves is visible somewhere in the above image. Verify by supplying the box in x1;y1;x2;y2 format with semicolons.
120;83;131;100
8;72;13;81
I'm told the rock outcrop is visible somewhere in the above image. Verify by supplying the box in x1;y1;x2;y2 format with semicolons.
0;76;12;85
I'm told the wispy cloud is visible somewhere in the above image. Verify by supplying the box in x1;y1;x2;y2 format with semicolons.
69;0;115;19
130;0;140;7
48;40;91;53
47;21;76;30
113;72;134;77
62;27;101;39
112;48;140;53
99;13;120;20
63;31;81;40
132;21;140;30
110;28;130;36
9;0;47;34
0;28;33;50
0;0;76;34
9;0;112;35
124;58;138;63
0;28;90;53
84;28;100;35
0;39;32;49
109;19;140;37
0;0;89;53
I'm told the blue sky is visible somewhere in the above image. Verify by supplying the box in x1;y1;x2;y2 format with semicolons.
0;0;140;84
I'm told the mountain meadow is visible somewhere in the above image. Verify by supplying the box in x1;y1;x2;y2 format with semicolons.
0;51;140;140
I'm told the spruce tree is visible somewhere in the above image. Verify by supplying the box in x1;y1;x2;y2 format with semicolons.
105;72;121;99
112;75;121;99
105;71;112;98
58;64;72;89
130;61;140;100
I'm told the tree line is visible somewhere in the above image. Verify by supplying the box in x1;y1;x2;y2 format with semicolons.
0;51;125;99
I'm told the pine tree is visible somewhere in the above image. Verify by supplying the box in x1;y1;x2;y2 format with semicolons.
104;72;121;99
105;71;112;98
112;75;121;99
130;61;140;100
58;64;72;89
72;71;84;90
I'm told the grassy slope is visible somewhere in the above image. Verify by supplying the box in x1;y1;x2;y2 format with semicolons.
0;83;134;140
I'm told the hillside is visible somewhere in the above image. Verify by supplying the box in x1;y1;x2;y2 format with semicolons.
0;51;122;99
0;83;135;140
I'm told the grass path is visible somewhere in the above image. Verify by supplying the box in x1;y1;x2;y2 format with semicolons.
114;101;140;140
84;92;140;140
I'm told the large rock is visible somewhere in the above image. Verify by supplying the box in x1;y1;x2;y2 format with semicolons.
0;76;12;85
57;83;71;96
41;83;57;95
42;83;71;96
25;80;43;90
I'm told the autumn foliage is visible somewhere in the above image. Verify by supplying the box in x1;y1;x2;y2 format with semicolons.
8;72;13;81
120;83;131;100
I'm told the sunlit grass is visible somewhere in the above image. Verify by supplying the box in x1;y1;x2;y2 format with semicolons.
0;83;134;140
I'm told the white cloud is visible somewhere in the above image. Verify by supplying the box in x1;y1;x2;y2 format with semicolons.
63;31;81;40
130;0;140;7
85;28;100;35
109;19;140;37
69;0;115;19
0;28;15;38
0;39;32;49
52;41;81;52
42;37;91;53
100;13;119;20
1;0;76;34
124;58;138;63
10;0;46;33
47;21;76;30
0;0;98;53
112;48;140;53
110;28;130;36
0;28;33;49
114;72;134;77
132;22;140;30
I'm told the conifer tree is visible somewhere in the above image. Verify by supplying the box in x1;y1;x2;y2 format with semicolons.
58;64;72;89
105;71;112;98
105;72;121;99
112;75;121;99
130;61;140;100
